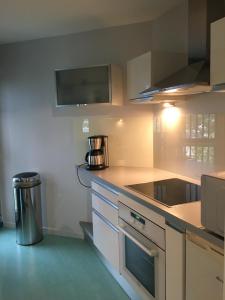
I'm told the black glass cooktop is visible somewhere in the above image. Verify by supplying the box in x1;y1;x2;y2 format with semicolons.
126;178;201;207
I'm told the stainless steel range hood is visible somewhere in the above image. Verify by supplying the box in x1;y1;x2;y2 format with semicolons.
141;0;225;98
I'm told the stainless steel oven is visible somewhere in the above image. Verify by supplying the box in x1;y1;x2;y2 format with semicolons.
118;202;165;300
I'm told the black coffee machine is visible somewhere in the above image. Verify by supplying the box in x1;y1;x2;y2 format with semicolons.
85;135;109;170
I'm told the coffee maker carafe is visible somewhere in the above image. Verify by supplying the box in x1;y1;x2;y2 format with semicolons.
85;135;109;170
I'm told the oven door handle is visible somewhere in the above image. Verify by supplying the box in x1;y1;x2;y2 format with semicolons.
119;225;158;258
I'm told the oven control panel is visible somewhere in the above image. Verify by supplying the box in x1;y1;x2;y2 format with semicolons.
119;202;165;250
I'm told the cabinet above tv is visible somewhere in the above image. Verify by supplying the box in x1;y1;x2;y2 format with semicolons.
55;64;123;107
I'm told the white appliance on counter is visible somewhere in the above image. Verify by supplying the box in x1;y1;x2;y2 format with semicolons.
118;202;165;300
201;172;225;237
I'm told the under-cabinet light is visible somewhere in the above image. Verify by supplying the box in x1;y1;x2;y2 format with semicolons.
162;105;180;129
163;102;175;108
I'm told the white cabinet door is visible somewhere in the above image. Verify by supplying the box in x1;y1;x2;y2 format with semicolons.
211;17;225;85
166;225;185;300
126;51;187;101
186;237;224;300
92;211;119;271
127;51;151;100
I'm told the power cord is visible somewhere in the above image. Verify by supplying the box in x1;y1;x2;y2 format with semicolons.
76;164;91;188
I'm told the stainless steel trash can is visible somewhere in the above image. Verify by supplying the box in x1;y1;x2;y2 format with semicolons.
13;172;43;245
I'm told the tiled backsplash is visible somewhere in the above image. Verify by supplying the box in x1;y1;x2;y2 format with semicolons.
153;93;225;179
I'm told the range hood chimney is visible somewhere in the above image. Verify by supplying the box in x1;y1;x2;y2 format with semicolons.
141;0;225;97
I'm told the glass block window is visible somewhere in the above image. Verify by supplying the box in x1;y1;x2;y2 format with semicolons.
184;145;215;163
185;114;216;139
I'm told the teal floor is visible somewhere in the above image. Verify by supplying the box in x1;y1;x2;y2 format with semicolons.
0;229;129;300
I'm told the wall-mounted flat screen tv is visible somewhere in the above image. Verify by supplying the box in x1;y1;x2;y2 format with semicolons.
55;65;111;106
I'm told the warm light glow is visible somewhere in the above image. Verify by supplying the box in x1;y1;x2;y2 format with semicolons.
117;118;124;127
163;88;178;94
162;106;180;129
163;102;175;108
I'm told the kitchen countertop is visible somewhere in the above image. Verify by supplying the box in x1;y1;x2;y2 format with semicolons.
78;166;224;249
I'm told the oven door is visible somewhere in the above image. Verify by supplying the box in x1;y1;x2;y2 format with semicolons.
119;219;165;300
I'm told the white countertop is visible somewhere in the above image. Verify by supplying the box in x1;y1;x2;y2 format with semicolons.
86;166;202;228
80;166;223;248
90;166;200;186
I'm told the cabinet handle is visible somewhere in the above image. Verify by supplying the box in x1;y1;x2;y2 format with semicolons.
119;224;158;258
92;190;118;210
216;276;224;284
93;209;119;233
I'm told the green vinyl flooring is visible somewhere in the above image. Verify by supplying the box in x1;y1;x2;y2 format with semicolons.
0;229;129;300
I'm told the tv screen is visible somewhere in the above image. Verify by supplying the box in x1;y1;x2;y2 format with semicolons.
55;65;111;106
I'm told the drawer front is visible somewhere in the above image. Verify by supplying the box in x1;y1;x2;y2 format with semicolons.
92;181;118;206
92;193;118;227
92;210;119;271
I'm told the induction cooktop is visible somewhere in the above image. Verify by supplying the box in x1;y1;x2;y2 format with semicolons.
126;178;201;207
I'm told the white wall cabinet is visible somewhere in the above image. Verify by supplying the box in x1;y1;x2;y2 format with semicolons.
126;51;187;101
109;64;124;106
186;233;224;300
127;52;152;101
211;17;225;85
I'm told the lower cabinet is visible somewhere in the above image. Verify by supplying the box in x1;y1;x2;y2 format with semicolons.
92;192;118;227
186;233;224;300
92;210;119;271
90;181;224;300
165;225;185;300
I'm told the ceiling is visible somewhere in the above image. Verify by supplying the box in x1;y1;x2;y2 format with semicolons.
0;0;182;44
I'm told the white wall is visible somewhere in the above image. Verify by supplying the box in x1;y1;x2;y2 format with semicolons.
0;21;154;237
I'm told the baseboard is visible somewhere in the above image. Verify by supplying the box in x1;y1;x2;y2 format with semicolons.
3;221;16;228
42;226;84;239
3;222;83;239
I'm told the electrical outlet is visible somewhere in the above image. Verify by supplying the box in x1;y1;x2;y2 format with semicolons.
82;119;89;133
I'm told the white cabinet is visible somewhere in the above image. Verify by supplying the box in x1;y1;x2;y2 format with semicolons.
91;181;118;206
126;51;187;101
110;64;124;106
186;233;224;300
211;17;225;85
92;192;118;228
92;211;119;271
91;181;119;271
165;225;185;300
127;52;152;100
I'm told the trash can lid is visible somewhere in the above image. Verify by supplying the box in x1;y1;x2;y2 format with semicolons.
13;172;41;187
